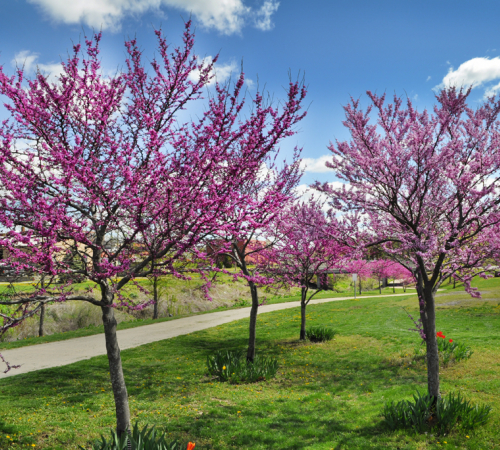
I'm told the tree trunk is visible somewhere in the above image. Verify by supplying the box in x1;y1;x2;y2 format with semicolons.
246;281;259;362
102;304;131;437
39;276;46;337
38;302;45;337
378;279;381;294
153;276;159;320
300;287;307;340
392;278;395;293
358;277;362;295
416;279;440;400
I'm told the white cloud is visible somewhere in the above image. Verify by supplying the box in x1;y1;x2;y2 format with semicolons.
294;182;345;211
254;0;279;31
212;61;238;83
27;0;157;32
484;81;500;98
294;184;323;205
188;56;238;85
163;0;249;35
27;0;279;34
300;155;334;173
426;76;431;82
11;50;39;73
435;57;500;94
11;51;63;83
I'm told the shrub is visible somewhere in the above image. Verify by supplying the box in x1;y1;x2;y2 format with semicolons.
383;391;491;434
206;349;278;383
305;325;336;342
82;422;201;450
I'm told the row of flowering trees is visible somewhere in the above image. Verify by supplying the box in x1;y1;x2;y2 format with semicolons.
2;20;500;437
210;86;500;416
0;23;309;436
345;259;414;294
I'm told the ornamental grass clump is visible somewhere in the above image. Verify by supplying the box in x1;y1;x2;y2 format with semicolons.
305;325;336;342
206;349;278;383
82;422;200;450
436;331;473;365
383;391;491;435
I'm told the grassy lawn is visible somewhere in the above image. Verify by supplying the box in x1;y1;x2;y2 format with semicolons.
0;278;499;449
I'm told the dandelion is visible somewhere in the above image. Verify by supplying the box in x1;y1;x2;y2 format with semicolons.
222;366;226;370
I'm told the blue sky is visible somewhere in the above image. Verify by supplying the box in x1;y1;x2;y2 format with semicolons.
1;0;500;191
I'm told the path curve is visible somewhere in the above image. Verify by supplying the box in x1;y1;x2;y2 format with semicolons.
0;293;413;379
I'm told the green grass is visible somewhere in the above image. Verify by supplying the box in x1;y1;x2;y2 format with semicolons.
0;277;499;449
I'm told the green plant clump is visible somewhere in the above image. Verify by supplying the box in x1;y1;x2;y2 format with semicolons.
233;298;250;307
206;349;278;383
305;325;336;342
383;391;491;434
437;338;473;365
82;422;203;450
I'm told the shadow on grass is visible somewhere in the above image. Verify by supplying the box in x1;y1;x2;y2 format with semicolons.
189;394;389;449
0;417;18;435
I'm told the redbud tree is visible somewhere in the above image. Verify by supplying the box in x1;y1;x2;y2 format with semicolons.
344;259;374;294
262;199;350;340
368;259;395;294
317;87;500;399
206;155;304;362
0;23;306;435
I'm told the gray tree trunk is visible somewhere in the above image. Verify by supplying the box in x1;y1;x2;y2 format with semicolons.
246;281;259;362
416;278;440;399
39;276;46;337
300;287;307;340
38;302;45;337
101;303;131;437
153;276;159;320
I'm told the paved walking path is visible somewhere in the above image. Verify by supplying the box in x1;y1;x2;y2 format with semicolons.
0;293;414;379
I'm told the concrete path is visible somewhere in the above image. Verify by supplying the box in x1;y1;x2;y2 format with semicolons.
0;293;414;379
